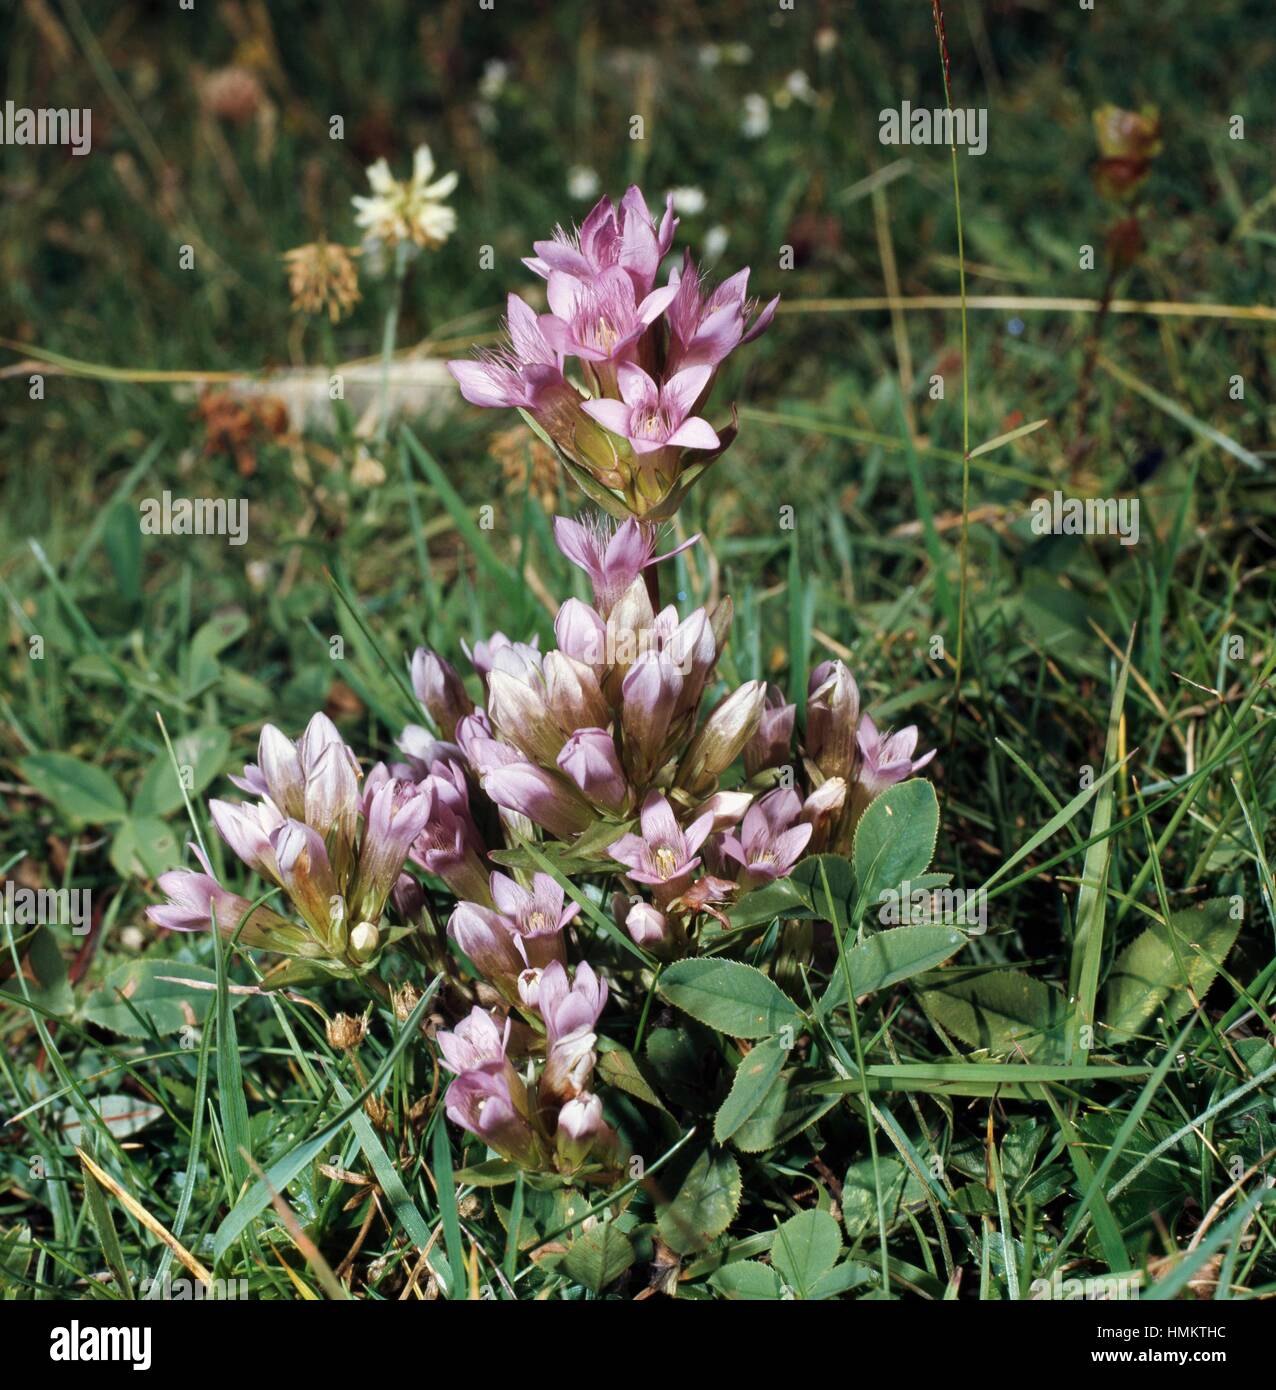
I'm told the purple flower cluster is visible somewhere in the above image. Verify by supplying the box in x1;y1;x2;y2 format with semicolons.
147;713;431;968
447;186;777;515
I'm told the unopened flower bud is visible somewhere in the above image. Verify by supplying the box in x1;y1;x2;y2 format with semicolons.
411;648;473;740
543;651;611;734
806;661;860;781
349;921;381;962
625;901;667;947
677;680;766;795
744;685;796;776
555;598;608;669
556;1091;607;1170
518;967;543;1010
557;727;630;814
488;669;563;765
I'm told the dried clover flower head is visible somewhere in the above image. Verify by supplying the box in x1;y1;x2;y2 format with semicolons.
326;1012;367;1051
200;66;265;124
283;239;361;323
392;982;422;1023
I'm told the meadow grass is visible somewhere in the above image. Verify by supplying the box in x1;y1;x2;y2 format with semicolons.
2;0;1274;1301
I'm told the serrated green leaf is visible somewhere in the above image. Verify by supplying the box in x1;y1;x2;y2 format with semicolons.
918;968;1068;1058
714;1035;790;1143
819;924;967;1015
709;1260;782;1299
109;817;182;879
18;753;126;825
562;1223;635;1292
851;778;939;911
658;958;802;1039
596;1038;669;1113
1102;898;1240;1043
657;1149;741;1255
791;854;855;931
82;959;218;1037
771;1208;842;1297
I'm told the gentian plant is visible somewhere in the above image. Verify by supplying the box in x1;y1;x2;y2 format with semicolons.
150;189;948;1273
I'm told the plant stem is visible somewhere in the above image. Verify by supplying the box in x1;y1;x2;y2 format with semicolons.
376;240;412;448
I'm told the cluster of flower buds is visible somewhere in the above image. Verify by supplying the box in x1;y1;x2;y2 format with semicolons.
806;658;934;845
147;713;431;973
438;960;619;1175
400;513;767;875
447;186;777;518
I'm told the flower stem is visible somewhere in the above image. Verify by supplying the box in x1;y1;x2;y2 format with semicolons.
375;240;412;448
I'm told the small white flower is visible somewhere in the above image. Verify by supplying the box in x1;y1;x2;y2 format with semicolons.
352;144;458;251
741;93;770;139
667;186;706;216
703;224;730;263
479;59;509;100
785;70;815;104
722;42;752;64
566;165;600;200
697;43;721;69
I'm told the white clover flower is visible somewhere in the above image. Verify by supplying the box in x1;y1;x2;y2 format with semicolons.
703;224;730;263
667;186;706;216
352;144;457;251
566;165;600;200
741;93;770;138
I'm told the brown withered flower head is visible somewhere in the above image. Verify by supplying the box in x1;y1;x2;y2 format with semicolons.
200;66;266;125
283;239;362;324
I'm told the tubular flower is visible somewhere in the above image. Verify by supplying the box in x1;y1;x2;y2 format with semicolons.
481;762;595;841
490;871;577;969
410;648;474;740
447;901;525;992
146;844;303;950
556;727;630;814
538;960;609;1103
444;1066;541;1168
554;513;699;618
447;184;776;515
665;254;778;372
582;363;719;460
608;792;715;906
805;660;861;782
523;187;677;298
855;716;936;798
720;787;813;890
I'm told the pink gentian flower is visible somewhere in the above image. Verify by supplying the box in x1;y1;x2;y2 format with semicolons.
581;362;719;456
